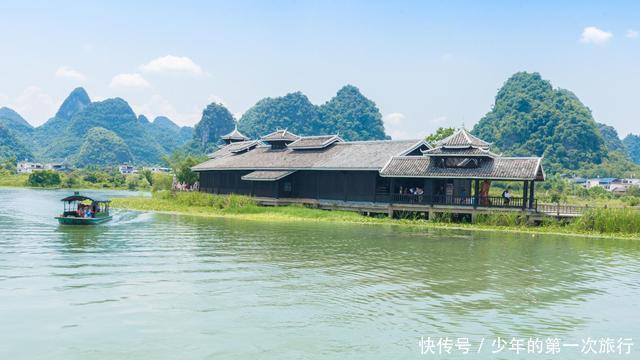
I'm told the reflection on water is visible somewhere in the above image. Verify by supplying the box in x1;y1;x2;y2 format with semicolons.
0;188;639;359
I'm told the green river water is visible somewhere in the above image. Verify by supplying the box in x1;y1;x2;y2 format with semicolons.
0;188;639;359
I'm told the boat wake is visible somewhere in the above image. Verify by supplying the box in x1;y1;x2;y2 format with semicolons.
108;210;154;226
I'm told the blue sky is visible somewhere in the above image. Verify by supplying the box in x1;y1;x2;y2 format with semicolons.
1;0;639;139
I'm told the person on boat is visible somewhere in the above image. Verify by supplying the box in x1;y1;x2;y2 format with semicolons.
77;204;84;217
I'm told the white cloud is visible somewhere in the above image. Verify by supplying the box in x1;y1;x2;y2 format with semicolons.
580;26;613;45
132;94;200;126
384;112;422;139
626;29;638;39
430;116;447;124
384;112;405;126
109;73;150;89
55;66;87;82
6;86;56;126
140;55;204;76
207;94;226;106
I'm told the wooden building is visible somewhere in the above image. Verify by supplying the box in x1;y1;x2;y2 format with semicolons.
193;128;545;212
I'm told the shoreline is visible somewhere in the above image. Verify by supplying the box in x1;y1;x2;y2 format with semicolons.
110;196;640;241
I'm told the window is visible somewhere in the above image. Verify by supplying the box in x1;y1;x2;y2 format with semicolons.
283;181;293;192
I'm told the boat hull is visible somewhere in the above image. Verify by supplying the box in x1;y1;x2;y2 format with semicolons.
55;216;112;225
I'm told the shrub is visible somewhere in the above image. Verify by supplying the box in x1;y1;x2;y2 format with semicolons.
27;170;61;187
151;173;173;192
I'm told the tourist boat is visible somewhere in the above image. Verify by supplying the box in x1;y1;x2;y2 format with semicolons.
55;192;112;225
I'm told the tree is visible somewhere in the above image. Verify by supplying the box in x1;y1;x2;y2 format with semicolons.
193;103;236;152
27;171;61;187
141;169;154;186
163;150;206;186
426;127;455;143
151;172;173;192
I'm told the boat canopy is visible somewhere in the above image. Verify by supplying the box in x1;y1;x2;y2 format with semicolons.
61;193;111;203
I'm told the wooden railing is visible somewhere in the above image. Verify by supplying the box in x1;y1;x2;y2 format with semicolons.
379;194;531;209
536;203;640;216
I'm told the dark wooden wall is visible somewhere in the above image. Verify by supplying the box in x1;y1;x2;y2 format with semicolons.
198;170;378;201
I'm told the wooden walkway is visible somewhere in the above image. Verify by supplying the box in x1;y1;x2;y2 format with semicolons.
254;197;638;219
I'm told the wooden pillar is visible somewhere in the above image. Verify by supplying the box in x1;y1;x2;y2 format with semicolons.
234;173;239;194
343;171;348;202
316;173;320;200
529;181;535;209
389;178;396;203
273;181;279;199
250;181;255;197
474;179;480;209
522;181;529;210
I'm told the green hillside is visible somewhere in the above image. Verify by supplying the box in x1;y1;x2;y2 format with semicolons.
192;103;236;152
597;123;627;154
145;116;194;153
42;98;166;164
624;134;640;164
238;85;387;141
0;124;32;161
473;72;608;173
75;127;134;167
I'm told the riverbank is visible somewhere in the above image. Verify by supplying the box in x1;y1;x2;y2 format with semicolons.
110;191;640;240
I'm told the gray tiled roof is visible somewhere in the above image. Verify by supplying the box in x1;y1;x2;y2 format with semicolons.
221;127;249;141
193;139;423;171
380;156;544;180
436;128;490;148
241;170;295;181
287;135;343;149
207;140;260;158
261;129;300;142
422;146;499;157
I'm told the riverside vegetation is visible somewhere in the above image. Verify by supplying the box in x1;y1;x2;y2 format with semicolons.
111;191;640;239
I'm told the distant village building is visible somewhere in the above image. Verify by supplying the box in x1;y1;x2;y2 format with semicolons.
143;166;171;173
573;177;640;194
17;161;71;173
17;162;44;173
192;128;545;213
44;163;72;172
118;164;137;175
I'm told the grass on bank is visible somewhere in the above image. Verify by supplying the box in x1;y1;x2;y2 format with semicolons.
111;191;640;239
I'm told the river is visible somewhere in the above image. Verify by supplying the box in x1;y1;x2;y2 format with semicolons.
0;188;638;359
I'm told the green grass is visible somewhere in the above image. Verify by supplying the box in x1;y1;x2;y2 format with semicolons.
110;191;640;239
0;173;29;187
571;208;640;234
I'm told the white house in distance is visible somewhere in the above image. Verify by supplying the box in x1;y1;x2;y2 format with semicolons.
576;177;640;194
17;162;44;173
118;164;137;175
142;166;171;173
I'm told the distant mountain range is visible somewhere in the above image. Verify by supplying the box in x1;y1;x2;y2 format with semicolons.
1;78;639;175
472;72;640;177
0;87;194;166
